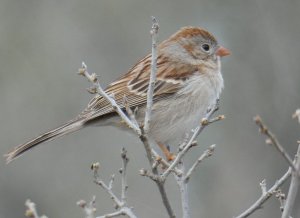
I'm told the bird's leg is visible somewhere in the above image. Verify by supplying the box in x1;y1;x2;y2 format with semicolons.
157;142;175;161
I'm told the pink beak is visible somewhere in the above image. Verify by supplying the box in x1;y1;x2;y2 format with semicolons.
216;46;231;57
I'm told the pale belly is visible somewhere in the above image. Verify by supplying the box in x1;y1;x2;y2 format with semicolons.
148;73;223;146
96;72;223;147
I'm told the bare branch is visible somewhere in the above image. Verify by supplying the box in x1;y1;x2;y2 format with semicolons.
201;115;225;126
138;18;175;218
254;116;298;174
184;144;216;183
108;174;115;190
139;168;161;182
175;162;190;218
234;168;292;218
156;183;176;218
143;16;159;133
260;179;267;195
78;62;141;135
120;148;129;203
79;149;137;218
139;128;155;166
235;112;300;218
93;166;123;209
281;144;300;218
274;189;286;212
173;144;217;218
140;131;175;217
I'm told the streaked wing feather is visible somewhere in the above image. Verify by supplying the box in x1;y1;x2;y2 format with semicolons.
78;53;198;120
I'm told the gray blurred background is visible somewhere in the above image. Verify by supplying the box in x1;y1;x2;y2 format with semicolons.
1;0;300;217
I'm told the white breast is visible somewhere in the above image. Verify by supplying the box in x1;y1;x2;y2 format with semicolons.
149;69;224;146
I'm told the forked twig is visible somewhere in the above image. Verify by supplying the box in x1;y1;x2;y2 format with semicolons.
78;148;137;218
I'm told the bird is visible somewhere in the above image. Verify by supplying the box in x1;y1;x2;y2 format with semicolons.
5;26;230;163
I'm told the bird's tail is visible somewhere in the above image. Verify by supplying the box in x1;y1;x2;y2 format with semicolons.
5;118;86;163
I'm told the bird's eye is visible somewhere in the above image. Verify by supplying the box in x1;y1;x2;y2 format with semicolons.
201;43;210;52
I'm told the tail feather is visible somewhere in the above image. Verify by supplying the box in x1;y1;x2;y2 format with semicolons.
5;119;86;163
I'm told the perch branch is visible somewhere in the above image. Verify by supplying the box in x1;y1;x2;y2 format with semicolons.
143;16;159;133
175;162;190;218
139;16;160;166
136;17;175;218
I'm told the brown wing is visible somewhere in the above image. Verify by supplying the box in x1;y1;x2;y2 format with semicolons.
78;53;198;121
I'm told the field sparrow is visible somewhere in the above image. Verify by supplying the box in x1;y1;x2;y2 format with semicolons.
5;26;230;163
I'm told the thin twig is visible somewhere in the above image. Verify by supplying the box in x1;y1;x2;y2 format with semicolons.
234;168;292;218
152;101;220;218
260;179;267;195
184;144;216;183
292;109;300;124
161;104;221;181
139;143;175;218
254;116;298;174
139;128;155;166
120;148;129;203
25;199;48;218
93;170;123;208
156;183;176;218
83;150;137;218
281;144;300;218
137;15;159;184
139;18;175;218
139;168;161;182
143;16;159;133
274;189;286;213
174;144;217;218
175;162;190;218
